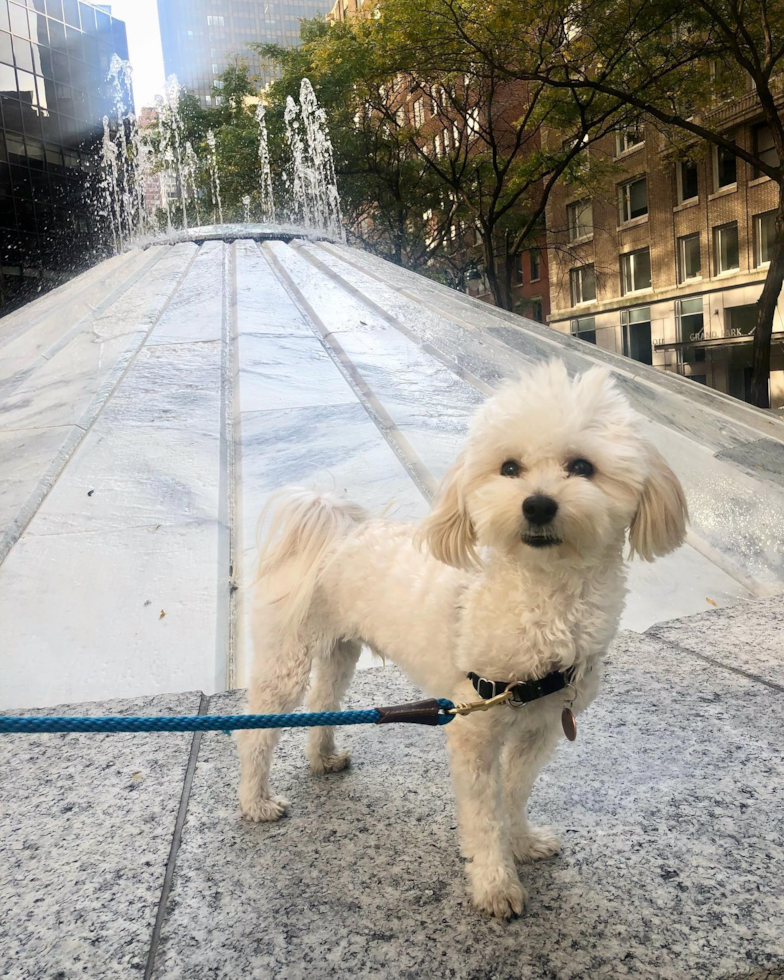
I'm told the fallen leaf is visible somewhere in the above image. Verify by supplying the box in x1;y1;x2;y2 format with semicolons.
132;772;143;782
706;597;717;606
148;524;162;532
159;609;166;619
87;489;94;497
143;600;151;607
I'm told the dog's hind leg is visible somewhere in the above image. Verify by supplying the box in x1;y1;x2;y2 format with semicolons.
237;629;315;823
305;639;361;774
502;725;561;862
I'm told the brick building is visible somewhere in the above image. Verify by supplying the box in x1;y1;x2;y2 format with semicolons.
546;97;783;407
326;0;550;321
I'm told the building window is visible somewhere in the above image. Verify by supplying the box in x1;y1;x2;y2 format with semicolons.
434;133;442;157
395;106;406;127
621;248;651;294
678;233;701;281
618;176;647;223
412;98;424;128
677;159;698;203
714;222;739;274
530;248;541;281
530;299;543;322
714;143;737;189
567;198;592;241
677;298;706;365
755;210;776;266
616;124;643;155
726;305;757;338
206;15;225;26
753;124;779;177
570;264;596;305
570;316;596;344
514;254;523;285
621;307;653;365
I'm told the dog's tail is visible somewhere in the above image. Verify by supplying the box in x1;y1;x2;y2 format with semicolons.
255;488;368;633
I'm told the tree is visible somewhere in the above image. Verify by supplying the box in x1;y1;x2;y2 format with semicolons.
390;0;784;405
262;7;626;309
142;60;266;224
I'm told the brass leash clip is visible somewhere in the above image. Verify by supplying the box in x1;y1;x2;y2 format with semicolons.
447;689;514;716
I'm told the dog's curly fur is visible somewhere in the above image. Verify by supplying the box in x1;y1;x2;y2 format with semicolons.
237;360;688;918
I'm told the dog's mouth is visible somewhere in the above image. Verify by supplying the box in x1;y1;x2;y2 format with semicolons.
521;533;562;549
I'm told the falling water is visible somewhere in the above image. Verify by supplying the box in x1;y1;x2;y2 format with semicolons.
155;76;189;230
255;104;275;222
184;141;202;227
96;69;343;249
284;81;345;241
107;55;135;241
100;115;122;251
206;130;224;225
284;96;310;228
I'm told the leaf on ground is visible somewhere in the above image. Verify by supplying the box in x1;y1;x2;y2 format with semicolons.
159;609;166;619
706;597;717;606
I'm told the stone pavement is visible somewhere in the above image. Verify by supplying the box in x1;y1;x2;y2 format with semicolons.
2;598;783;979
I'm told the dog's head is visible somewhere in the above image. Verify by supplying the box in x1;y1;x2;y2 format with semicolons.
418;360;688;568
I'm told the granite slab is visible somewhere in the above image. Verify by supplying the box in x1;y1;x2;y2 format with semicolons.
646;595;784;688
0;689;202;980
716;438;784;490
150;631;784;980
236;333;358;413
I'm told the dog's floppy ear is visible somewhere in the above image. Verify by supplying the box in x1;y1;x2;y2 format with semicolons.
629;445;688;561
416;452;478;569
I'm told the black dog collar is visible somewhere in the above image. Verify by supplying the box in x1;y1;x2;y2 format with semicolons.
467;667;574;707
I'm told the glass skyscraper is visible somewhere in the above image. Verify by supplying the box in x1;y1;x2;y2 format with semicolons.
156;0;335;105
0;0;129;310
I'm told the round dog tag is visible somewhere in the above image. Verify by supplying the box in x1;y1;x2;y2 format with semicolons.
562;707;577;742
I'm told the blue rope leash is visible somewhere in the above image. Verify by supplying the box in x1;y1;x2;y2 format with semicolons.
0;699;457;735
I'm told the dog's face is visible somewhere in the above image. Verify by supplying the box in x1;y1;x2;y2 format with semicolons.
419;360;688;568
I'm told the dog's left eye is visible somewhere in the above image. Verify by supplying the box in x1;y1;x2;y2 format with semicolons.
567;458;594;478
500;460;521;478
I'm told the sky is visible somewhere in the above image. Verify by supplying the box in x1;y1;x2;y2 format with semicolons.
107;0;166;112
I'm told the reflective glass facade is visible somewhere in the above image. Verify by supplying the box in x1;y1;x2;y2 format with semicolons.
156;0;335;104
0;0;128;310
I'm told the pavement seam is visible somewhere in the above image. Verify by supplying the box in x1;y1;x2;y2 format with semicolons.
219;242;239;692
260;240;438;502
143;691;208;980
0;245;201;569
0;250;146;354
644;629;784;694
318;241;784;444
297;241;493;394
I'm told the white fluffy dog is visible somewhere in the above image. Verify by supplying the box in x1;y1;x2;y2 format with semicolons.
238;359;687;918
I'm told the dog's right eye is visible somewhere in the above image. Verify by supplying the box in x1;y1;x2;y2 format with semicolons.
500;460;521;478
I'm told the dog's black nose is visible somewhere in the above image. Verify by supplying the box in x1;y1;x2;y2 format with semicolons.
523;494;558;526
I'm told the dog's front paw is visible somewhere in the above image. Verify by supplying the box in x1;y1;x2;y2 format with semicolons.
468;865;527;919
511;825;561;862
239;792;290;823
308;748;351;774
